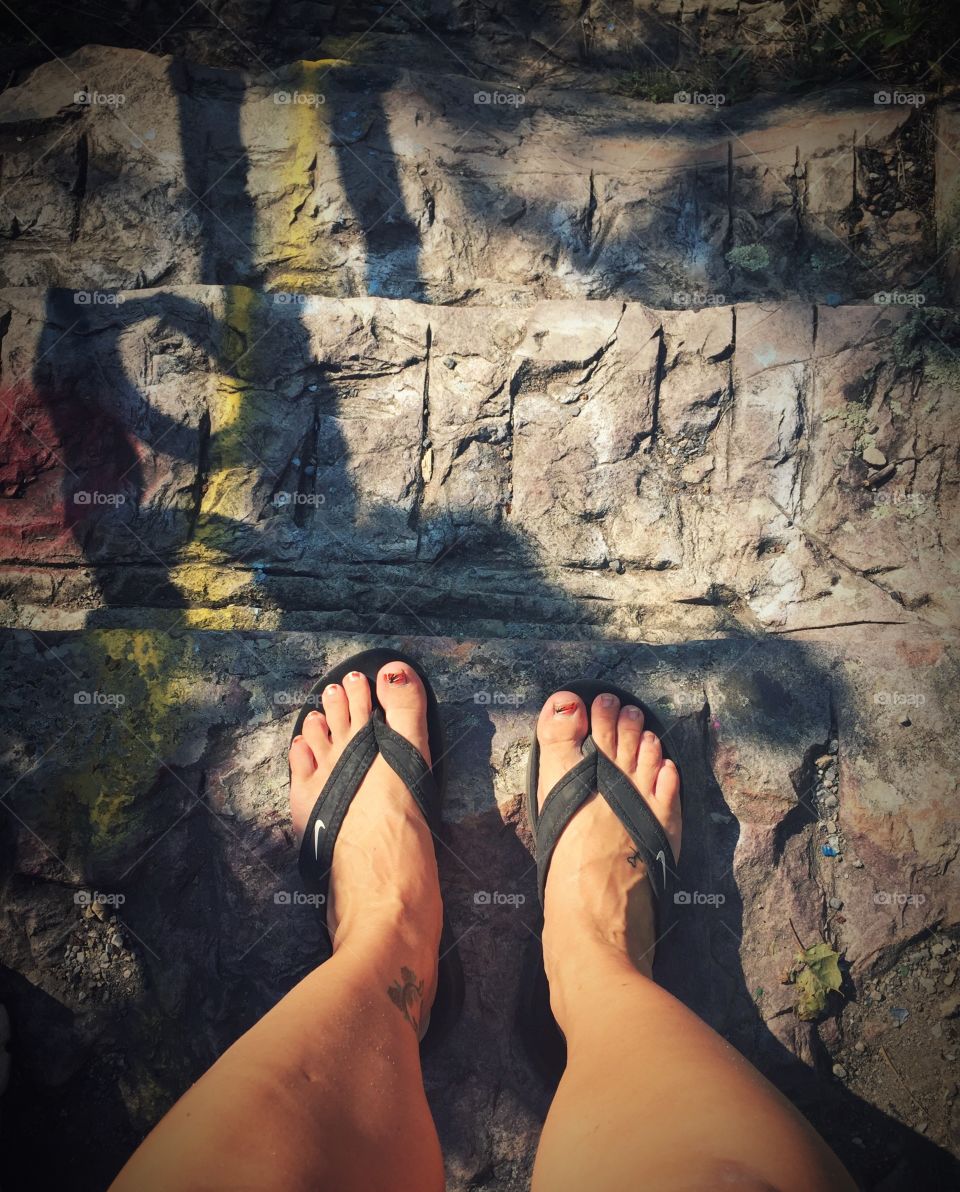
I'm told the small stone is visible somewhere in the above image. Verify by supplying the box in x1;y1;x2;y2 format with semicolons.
828;740;839;753
832;1063;847;1079
442;356;457;369
825;794;839;810
940;995;960;1018
920;978;937;994
825;819;838;833
828;897;843;910
854;1042;865;1054
827;834;840;851
862;446;887;468
890;1007;909;1025
816;754;832;769
932;1023;943;1038
944;972;956;987
931;943;948;957
852;859;864;868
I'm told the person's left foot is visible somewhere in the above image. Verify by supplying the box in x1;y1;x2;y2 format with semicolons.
288;662;442;1031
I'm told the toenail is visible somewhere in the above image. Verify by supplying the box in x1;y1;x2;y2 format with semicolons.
384;670;407;685
346;670;363;681
306;710;322;720
625;706;641;720
600;693;616;707
553;700;578;716
643;730;656;742
324;684;340;696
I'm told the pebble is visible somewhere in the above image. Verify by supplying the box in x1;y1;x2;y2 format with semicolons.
825;819;838;833
832;1063;847;1079
940;995;960;1018
828;897;843;910
825;794;839;810
854;1042;865;1054
931;943;948;957
891;1006;909;1025
816;754;832;769
852;859;864;868
944;972;956;987
828;740;839;753
920;977;937;994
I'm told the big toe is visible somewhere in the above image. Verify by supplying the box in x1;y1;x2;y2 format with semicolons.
376;661;431;765
536;691;589;806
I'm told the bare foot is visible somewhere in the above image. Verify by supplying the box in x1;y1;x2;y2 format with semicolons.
288;662;442;1024
536;690;681;993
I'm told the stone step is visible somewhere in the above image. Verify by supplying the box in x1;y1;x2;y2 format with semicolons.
1;288;956;639
0;625;956;1187
0;46;953;305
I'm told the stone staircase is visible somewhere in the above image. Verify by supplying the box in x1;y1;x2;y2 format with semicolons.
0;16;959;1192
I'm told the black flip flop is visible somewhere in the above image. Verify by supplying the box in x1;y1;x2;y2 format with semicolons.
290;647;464;1050
518;679;682;1085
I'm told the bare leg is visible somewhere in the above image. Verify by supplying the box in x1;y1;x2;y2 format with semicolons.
532;691;856;1192
111;663;444;1192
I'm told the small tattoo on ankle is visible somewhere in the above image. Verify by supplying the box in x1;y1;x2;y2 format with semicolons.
627;849;642;868
387;966;424;1034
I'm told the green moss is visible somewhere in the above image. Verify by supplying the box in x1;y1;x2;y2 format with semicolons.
725;243;770;272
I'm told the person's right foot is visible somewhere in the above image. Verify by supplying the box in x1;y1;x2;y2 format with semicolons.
536;690;681;987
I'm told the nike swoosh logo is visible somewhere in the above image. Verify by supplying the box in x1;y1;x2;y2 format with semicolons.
655;849;668;889
314;819;325;859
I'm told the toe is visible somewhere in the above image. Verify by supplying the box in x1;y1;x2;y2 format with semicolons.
636;729;663;797
654;759;682;862
537;691;588;747
288;735;317;783
616;704;644;771
302;709;332;758
322;683;349;740
377;662;431;764
343;669;373;727
591;693;620;759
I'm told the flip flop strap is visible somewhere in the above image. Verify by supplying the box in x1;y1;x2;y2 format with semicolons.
534;737;677;921
297;710;440;897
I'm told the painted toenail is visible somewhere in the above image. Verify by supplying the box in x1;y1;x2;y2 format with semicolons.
324;684;340;696
346;671;363;680
625;706;641;720
385;670;407;685
306;710;322;720
600;694;616;707
553;701;578;716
